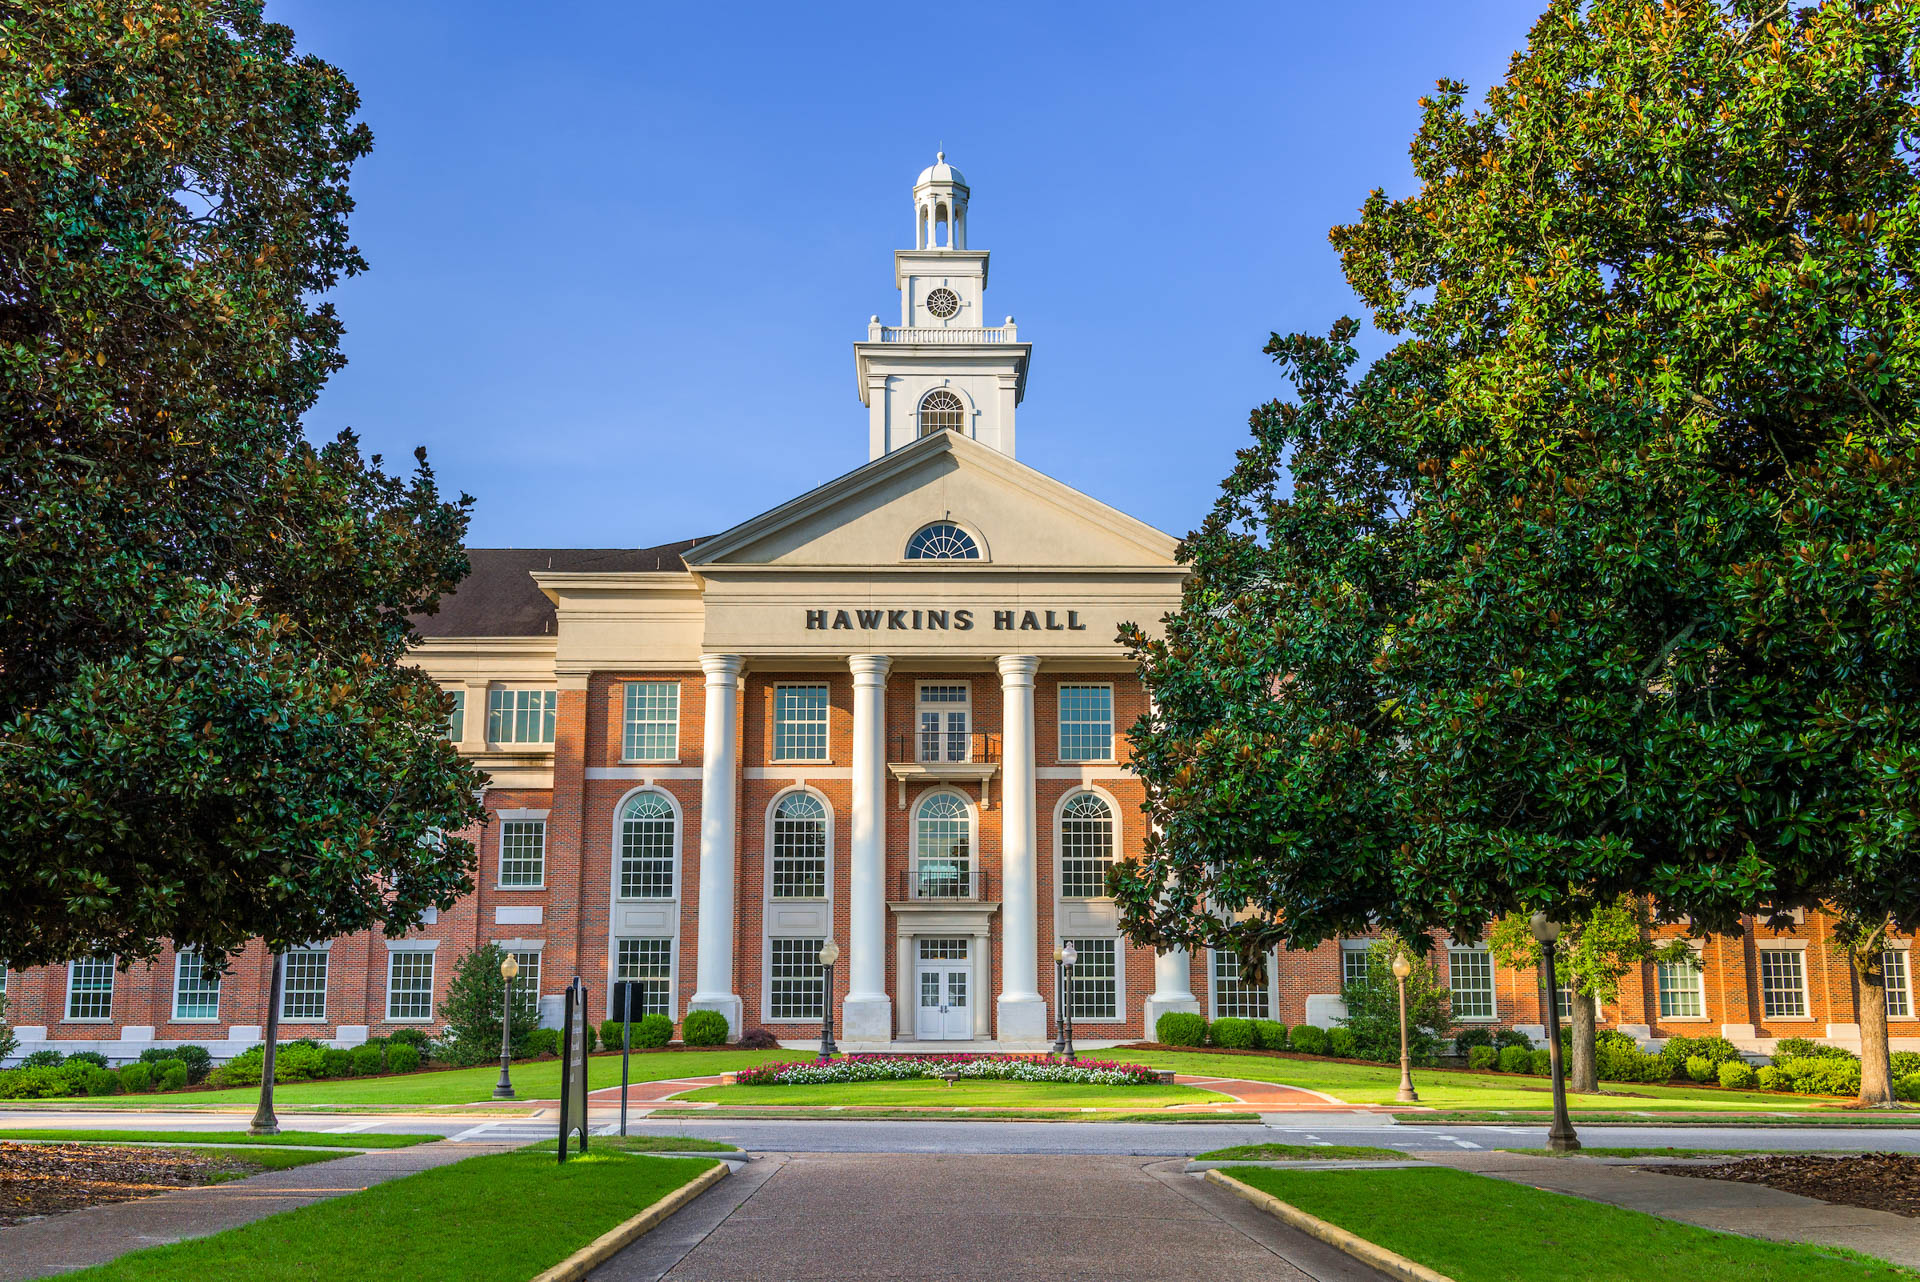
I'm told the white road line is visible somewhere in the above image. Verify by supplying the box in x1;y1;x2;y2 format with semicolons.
448;1121;505;1143
320;1120;382;1134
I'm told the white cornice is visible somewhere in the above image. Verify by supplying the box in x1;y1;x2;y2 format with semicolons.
854;341;1031;408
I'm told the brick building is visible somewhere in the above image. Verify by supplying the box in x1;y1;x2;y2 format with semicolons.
3;158;1913;1060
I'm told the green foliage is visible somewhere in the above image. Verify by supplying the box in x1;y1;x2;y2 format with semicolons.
1771;1055;1861;1096
1756;1065;1783;1090
1659;1035;1743;1077
118;1062;153;1093
1719;1061;1759;1090
1327;1027;1359;1058
1251;1019;1287;1050
1499;1045;1533;1074
1339;938;1450;1064
80;1066;119;1096
0;0;485;971
1155;1011;1208;1047
1529;1049;1552;1076
386;1044;421;1074
349;1044;385;1076
634;1014;673;1050
65;1051;109;1069
1289;1025;1330;1056
387;1028;431;1052
440;946;539;1067
1595;1031;1666;1083
0;1066;80;1099
1891;1051;1920;1077
599;1019;625;1050
523;1028;559;1058
1468;1045;1500;1071
1454;1027;1493;1057
1493;1029;1533;1051
158;1062;189;1091
1774;1038;1855;1062
137;1045;211;1082
1211;1017;1257;1049
18;1049;64;1068
1896;1073;1920;1102
321;1048;352;1078
0;994;15;1064
1488;902;1693;1013
1684;1056;1715;1084
681;1010;728;1047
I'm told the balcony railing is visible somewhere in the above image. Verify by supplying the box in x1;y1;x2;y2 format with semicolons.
890;731;1000;767
895;864;992;902
874;325;1017;344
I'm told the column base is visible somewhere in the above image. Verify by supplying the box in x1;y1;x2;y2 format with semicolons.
1143;994;1201;1037
842;995;894;1043
996;994;1048;1041
687;994;744;1042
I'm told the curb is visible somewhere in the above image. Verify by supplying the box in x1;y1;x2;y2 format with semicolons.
529;1160;729;1282
1204;1169;1455;1282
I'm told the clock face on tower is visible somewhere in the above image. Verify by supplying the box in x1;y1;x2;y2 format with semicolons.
925;287;960;320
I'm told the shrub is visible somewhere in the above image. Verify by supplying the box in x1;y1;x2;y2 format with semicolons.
1155;1011;1207;1047
736;1027;779;1050
19;1049;64;1068
522;1028;559;1058
599;1019;626;1050
80;1065;119;1095
1684;1055;1715;1083
388;1027;431;1051
582;1024;598;1054
209;1048;263;1087
349;1044;385;1076
1468;1045;1500;1071
1494;1028;1534;1051
1895;1073;1920;1103
1773;1055;1860;1096
1595;1030;1664;1083
1756;1065;1782;1090
1891;1050;1920;1078
1499;1045;1533;1074
321;1048;353;1078
1251;1019;1287;1050
0;1066;80;1099
1659;1035;1742;1078
386;1044;421;1074
1453;1027;1494;1057
274;1042;330;1081
682;1010;728;1046
1327;1027;1359;1058
1719;1061;1759;1090
1773;1037;1855;1063
1529;1048;1553;1075
1340;937;1451;1064
1211;1017;1257;1049
158;1062;189;1091
65;1050;109;1069
117;1062;153;1093
0;993;14;1065
1289;1025;1330;1056
635;1014;674;1049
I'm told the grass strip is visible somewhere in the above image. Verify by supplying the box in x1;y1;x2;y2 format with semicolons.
189;1148;350;1180
1499;1146;1820;1159
1220;1165;1914;1281
528;1135;739;1153
1196;1143;1406;1161
642;1107;1262;1123
1413;1110;1920;1127
55;1149;718;1282
0;1128;441;1148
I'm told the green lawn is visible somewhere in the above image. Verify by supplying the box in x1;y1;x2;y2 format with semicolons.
57;1149;718;1281
189;1147;350;1180
1499;1146;1814;1159
528;1134;739;1153
1196;1143;1405;1161
677;1079;1225;1108
1220;1166;1913;1281
644;1107;1264;1122
0;1128;440;1148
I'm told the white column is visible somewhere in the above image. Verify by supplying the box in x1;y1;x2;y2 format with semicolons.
995;654;1046;1040
843;654;894;1041
1145;948;1201;1035
689;654;743;1036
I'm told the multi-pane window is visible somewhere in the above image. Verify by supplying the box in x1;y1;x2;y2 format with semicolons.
387;950;436;1020
623;681;680;761
1759;948;1808;1019
914;792;971;897
1212;949;1271;1020
772;684;830;761
1057;684;1114;762
1449;946;1496;1020
920;938;968;961
498;819;546;887
488;689;557;745
508;950;541;1005
1067;938;1118;1021
917;389;967;438
445;689;466;741
1058;792;1115;898
916;683;971;762
769;938;827;1021
615;939;673;1017
66;957;115;1020
905;521;980;560
618;792;676;899
282;950;329;1021
1341;943;1372;992
770;792;828;899
1887;950;1912;1020
1657;953;1706;1019
172;950;221;1021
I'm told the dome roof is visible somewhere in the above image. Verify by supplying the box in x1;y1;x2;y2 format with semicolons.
915;151;967;189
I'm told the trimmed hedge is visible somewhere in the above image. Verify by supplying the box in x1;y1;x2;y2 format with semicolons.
1467;1045;1500;1071
1719;1060;1759;1089
1498;1045;1532;1073
524;1028;560;1057
635;1014;673;1049
386;1044;421;1074
350;1044;386;1076
682;1010;728;1046
1327;1027;1359;1058
1155;1011;1207;1047
1251;1019;1287;1050
1529;1048;1552;1075
1289;1025;1329;1056
1211;1017;1256;1049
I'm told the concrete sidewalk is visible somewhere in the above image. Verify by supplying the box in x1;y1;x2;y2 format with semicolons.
0;1140;514;1280
1424;1149;1920;1268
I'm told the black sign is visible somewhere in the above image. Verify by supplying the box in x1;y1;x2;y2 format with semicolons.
609;979;643;1023
556;977;590;1163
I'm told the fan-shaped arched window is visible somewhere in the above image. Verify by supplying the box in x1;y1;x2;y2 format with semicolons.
1059;791;1115;898
905;522;980;560
619;791;676;899
769;791;827;899
918;388;966;437
914;791;972;898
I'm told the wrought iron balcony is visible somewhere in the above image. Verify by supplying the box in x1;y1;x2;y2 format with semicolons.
895;864;992;902
887;732;1002;808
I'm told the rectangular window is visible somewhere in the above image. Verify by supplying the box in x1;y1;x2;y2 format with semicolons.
615;939;673;1018
1657;954;1706;1019
1759;948;1807;1019
919;938;969;961
509;949;541;1006
772;685;830;761
1885;950;1910;1020
445;689;466;741
1211;949;1271;1020
387;950;436;1021
769;938;826;1021
1449;946;1496;1020
1057;684;1114;762
66;957;115;1021
1340;943;1371;992
916;683;971;763
497;819;546;888
1068;939;1119;1021
623;681;680;761
282;950;329;1021
172;950;221;1021
487;689;557;745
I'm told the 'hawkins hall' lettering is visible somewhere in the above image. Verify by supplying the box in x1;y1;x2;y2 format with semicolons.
805;608;1083;632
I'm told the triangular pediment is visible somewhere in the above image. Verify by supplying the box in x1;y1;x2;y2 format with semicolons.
685;432;1180;569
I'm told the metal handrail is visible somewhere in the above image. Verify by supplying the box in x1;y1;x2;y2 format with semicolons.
889;731;1001;766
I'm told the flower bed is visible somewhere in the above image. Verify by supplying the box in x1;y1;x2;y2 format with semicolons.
734;1053;1162;1087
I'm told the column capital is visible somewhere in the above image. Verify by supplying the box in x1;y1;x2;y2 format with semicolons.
848;654;893;683
699;653;744;682
996;654;1040;684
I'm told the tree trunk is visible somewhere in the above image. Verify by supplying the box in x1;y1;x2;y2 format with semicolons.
1853;946;1897;1108
249;953;283;1135
1569;990;1599;1094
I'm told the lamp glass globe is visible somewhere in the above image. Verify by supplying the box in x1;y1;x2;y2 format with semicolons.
1391;954;1411;980
500;955;520;980
818;940;841;967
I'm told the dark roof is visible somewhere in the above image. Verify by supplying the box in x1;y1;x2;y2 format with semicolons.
412;541;700;638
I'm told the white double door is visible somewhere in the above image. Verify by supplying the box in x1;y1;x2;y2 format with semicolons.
915;963;972;1040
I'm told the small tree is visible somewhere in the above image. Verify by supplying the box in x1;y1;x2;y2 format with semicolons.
1338;935;1451;1065
439;945;540;1067
0;992;17;1064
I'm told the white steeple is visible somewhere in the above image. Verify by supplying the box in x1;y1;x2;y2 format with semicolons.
854;155;1031;460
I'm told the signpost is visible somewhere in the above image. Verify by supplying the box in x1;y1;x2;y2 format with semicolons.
556;977;590;1163
611;979;638;1137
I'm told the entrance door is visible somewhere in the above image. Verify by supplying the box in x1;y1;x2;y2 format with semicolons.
915;965;971;1040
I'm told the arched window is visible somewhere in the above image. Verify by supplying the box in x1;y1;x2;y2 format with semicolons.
1059;792;1114;898
769;791;827;899
618;792;675;899
914;792;972;898
918;388;966;437
905;522;980;561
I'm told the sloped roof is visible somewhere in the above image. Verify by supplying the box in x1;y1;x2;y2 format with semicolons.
412;541;699;638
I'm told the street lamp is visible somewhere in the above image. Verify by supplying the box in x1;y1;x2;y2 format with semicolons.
1051;945;1067;1056
1060;941;1078;1063
1532;912;1580;1153
1391;952;1419;1103
817;941;840;1062
493;953;520;1101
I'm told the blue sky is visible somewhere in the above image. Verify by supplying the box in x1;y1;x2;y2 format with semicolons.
269;1;1545;548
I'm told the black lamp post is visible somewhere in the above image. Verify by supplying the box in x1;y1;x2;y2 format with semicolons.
1060;941;1078;1063
1050;945;1067;1057
1391;951;1419;1103
1532;912;1581;1153
493;953;520;1101
817;940;840;1062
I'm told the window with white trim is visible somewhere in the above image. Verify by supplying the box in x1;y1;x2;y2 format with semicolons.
1341;942;1371;992
1059;792;1115;898
1057;684;1114;762
917;389;966;438
769;792;827;899
1448;945;1496;1020
66;957;115;1020
498;819;546;887
772;684;829;761
172;949;220;1021
916;682;971;762
445;689;465;740
1067;938;1118;1021
1657;953;1706;1019
618;792;675;899
615;939;672;1017
1211;949;1271;1019
488;689;556;745
769;938;826;1021
508;949;541;1005
282;950;329;1021
623;681;680;761
387;950;435;1021
905;521;980;560
1885;949;1910;1020
1759;948;1807;1019
914;791;972;897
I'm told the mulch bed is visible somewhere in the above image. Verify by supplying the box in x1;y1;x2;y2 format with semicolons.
0;1142;261;1226
1667;1152;1920;1218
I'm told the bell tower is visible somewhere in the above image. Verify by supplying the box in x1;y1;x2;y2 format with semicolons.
854;154;1031;460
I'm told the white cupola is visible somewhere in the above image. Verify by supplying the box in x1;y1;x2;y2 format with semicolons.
913;152;969;250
